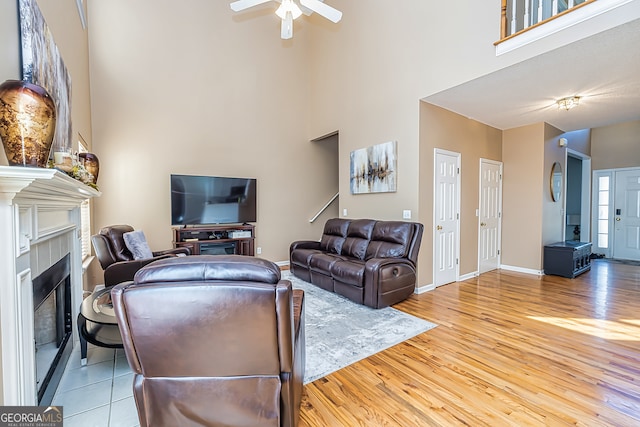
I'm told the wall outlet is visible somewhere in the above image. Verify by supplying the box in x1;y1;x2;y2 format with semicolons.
402;210;411;219
343;208;348;217
256;247;262;255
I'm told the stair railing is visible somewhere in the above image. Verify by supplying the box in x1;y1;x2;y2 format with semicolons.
309;192;339;223
499;0;593;40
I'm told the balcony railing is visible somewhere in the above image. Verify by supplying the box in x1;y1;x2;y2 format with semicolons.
499;0;593;40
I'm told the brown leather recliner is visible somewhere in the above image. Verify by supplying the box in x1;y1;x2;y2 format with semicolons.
111;255;305;427
91;225;190;286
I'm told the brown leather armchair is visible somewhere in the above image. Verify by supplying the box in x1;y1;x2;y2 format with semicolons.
111;255;305;427
91;225;190;287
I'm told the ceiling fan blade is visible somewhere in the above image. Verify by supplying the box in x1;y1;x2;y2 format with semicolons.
230;0;272;12
299;0;342;23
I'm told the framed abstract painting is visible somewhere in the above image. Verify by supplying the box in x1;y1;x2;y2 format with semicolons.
19;0;72;154
350;141;397;194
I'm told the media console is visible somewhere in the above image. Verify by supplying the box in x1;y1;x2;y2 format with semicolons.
172;224;255;256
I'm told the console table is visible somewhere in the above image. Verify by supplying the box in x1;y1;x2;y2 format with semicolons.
543;241;592;278
173;224;255;256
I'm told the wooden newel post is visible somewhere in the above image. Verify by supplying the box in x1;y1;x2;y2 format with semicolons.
500;0;508;40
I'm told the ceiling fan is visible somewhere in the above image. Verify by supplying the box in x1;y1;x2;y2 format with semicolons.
230;0;342;40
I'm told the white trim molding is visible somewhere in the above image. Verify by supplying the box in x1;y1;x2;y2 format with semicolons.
500;264;544;276
0;167;99;405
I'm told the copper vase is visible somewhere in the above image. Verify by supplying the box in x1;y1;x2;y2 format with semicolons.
0;80;57;167
79;152;99;184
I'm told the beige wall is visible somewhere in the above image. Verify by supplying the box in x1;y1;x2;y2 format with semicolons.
0;2;20;166
418;103;502;287
0;2;20;83
502;123;545;270
542;124;566;246
3;0;637;288
87;0;337;271
306;1;506;286
591;119;640;170
503;123;582;270
562;129;591;156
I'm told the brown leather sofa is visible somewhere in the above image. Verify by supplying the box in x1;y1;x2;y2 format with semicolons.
290;218;423;308
92;224;190;287
111;255;305;427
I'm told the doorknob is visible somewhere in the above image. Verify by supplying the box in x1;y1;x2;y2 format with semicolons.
480;222;486;227
616;217;621;221
436;225;443;231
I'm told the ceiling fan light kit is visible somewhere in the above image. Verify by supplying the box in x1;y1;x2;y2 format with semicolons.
230;0;342;39
276;0;302;19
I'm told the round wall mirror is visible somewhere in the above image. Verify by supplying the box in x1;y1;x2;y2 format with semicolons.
550;162;563;202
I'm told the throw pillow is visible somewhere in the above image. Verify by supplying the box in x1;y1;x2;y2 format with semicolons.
123;230;154;260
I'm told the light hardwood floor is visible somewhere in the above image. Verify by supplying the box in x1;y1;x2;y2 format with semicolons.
299;259;640;426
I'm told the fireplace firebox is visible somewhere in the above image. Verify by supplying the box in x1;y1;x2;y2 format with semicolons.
32;253;72;405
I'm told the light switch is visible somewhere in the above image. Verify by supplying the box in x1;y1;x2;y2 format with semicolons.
343;208;348;217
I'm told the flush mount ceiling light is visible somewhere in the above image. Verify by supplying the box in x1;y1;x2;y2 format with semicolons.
230;0;342;40
557;96;581;111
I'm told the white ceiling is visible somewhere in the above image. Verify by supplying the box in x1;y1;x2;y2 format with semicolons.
424;18;640;132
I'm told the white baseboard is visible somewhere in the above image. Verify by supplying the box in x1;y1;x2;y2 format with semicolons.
458;271;477;281
500;264;544;276
414;283;435;294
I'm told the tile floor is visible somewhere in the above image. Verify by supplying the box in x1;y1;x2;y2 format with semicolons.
51;344;139;427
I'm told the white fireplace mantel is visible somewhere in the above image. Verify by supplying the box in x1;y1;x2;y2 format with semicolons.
0;165;100;405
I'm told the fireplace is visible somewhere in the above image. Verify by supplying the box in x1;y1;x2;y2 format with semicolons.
32;253;73;406
0;167;100;405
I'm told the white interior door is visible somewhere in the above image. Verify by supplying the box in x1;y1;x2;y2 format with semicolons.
478;159;502;274
613;168;640;261
434;150;460;287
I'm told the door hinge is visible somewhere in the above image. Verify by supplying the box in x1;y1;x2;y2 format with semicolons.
498;249;500;255
498;212;501;218
456;258;459;265
457;213;459;220
457;167;460;175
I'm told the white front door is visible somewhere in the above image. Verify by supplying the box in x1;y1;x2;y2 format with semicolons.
478;159;502;274
613;168;640;261
434;150;460;287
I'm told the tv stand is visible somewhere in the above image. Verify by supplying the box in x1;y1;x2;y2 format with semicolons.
172;224;255;256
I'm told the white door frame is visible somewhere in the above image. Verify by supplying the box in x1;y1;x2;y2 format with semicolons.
592;166;640;259
565;149;591;242
477;159;503;275
433;148;461;287
592;169;614;258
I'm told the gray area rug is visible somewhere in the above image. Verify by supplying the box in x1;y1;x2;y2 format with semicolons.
282;271;437;384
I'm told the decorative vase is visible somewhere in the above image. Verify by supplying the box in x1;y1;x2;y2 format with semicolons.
79;152;99;184
0;80;56;167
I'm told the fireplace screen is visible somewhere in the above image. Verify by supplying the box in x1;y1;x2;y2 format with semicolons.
32;254;72;405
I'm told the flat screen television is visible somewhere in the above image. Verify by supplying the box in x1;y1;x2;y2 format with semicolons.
170;174;257;226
